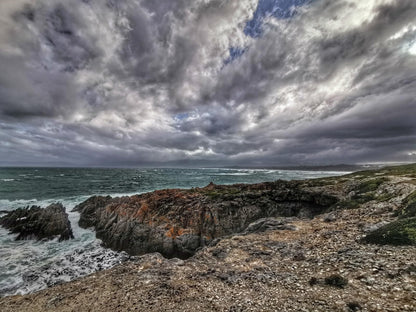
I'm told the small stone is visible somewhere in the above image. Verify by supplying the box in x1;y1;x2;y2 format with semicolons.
347;301;362;311
323;213;337;222
365;277;376;285
309;277;319;286
324;274;348;288
293;252;306;261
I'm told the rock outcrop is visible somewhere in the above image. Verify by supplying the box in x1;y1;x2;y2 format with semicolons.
74;181;338;258
0;203;74;241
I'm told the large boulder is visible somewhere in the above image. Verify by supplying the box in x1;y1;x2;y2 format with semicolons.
0;203;74;241
73;181;338;258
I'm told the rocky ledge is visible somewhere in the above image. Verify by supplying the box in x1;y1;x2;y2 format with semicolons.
0;203;74;241
1;164;416;311
73;181;338;258
73;164;416;259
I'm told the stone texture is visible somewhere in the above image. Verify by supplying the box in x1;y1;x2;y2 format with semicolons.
0;203;73;241
243;217;297;234
73;181;338;258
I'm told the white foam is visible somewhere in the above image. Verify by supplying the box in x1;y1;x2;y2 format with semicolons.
214;172;251;176
0;209;128;297
0;199;40;211
0;194;131;297
0;240;129;297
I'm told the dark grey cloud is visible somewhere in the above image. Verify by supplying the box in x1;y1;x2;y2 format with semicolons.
0;0;415;167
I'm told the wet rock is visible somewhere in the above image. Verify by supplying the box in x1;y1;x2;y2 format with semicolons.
0;203;73;241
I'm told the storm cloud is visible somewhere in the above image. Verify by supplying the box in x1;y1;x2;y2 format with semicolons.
0;0;415;166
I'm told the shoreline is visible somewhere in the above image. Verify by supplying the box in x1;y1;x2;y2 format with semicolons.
1;164;416;311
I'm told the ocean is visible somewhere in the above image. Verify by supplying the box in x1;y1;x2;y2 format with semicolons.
0;167;347;297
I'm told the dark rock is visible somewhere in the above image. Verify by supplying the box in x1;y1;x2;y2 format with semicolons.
308;277;319;286
324;274;348;288
292;251;306;261
208;238;222;247
211;248;228;259
0;203;73;241
347;301;362;311
72;195;112;228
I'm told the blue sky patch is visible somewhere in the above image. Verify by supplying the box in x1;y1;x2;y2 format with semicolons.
224;0;311;66
245;0;311;37
174;112;190;121
224;47;247;65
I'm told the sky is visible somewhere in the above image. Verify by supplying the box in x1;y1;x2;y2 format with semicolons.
0;0;415;167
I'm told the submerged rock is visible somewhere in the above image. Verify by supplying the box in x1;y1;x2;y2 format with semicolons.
0;203;74;241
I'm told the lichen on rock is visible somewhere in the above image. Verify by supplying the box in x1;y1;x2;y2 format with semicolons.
73;181;338;258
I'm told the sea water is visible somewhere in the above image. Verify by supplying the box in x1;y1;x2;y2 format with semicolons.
0;167;347;296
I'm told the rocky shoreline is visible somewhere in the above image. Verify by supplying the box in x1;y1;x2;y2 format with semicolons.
72;181;338;259
1;164;416;311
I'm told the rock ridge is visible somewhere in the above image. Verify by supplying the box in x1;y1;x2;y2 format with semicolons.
73;180;338;258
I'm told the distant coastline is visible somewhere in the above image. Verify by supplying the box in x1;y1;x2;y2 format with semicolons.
222;164;384;172
1;163;410;172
